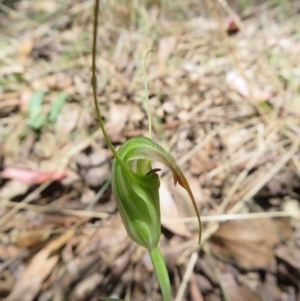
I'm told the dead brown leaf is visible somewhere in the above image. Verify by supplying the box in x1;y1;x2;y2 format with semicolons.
6;230;74;301
211;219;279;269
7;253;58;301
14;230;51;248
273;218;293;241
221;273;262;301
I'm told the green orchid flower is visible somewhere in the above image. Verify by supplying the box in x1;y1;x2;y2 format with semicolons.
110;136;202;301
91;1;202;300
112;137;161;250
112;136;202;250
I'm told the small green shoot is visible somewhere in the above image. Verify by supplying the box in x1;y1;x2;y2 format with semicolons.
27;90;44;130
49;92;67;122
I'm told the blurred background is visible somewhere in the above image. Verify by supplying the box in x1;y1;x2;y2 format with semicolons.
0;0;300;300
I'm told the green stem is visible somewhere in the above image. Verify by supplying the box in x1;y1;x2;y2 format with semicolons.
148;247;171;301
92;0;130;173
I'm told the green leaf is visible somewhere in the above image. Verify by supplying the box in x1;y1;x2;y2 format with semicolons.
27;90;44;129
49;92;67;122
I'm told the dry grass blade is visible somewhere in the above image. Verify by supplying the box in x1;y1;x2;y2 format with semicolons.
218;121;283;212
0;200;109;219
177;135;300;264
230;136;300;213
164;210;300;223
175;252;199;301
0;179;56;228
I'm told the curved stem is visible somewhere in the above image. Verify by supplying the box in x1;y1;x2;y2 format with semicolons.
92;0;130;173
149;247;171;301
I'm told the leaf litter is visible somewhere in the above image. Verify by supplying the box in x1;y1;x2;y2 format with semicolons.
1;0;300;300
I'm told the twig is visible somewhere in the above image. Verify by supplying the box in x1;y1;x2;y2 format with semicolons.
163;209;300;223
0;200;109;219
175;252;198;301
